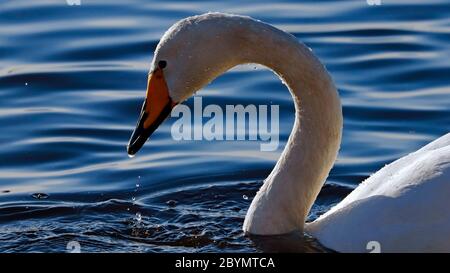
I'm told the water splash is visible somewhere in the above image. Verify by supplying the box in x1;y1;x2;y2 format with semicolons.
135;212;142;222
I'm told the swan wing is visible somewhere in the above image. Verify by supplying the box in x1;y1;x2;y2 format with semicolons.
306;133;450;252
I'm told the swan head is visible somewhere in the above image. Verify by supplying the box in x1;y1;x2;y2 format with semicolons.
127;13;243;155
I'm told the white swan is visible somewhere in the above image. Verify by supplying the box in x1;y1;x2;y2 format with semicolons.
127;13;450;252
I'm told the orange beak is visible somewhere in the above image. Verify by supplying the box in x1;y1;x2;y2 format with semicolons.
127;67;177;156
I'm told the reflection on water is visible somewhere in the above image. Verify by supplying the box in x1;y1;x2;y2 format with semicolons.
0;0;449;252
249;232;332;253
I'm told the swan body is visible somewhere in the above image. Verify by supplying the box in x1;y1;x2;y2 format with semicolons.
306;134;450;252
127;12;450;252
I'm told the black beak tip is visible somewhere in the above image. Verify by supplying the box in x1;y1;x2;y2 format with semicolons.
127;145;136;156
127;121;151;156
127;107;148;157
127;99;173;158
127;133;145;156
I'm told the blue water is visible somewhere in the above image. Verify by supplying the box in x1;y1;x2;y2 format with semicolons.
0;0;449;252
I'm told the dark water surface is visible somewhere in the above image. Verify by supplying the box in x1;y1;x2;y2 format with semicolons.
0;0;449;252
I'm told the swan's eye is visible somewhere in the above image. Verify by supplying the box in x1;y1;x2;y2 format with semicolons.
158;60;167;69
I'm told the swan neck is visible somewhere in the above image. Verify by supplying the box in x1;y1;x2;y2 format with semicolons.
238;21;343;235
